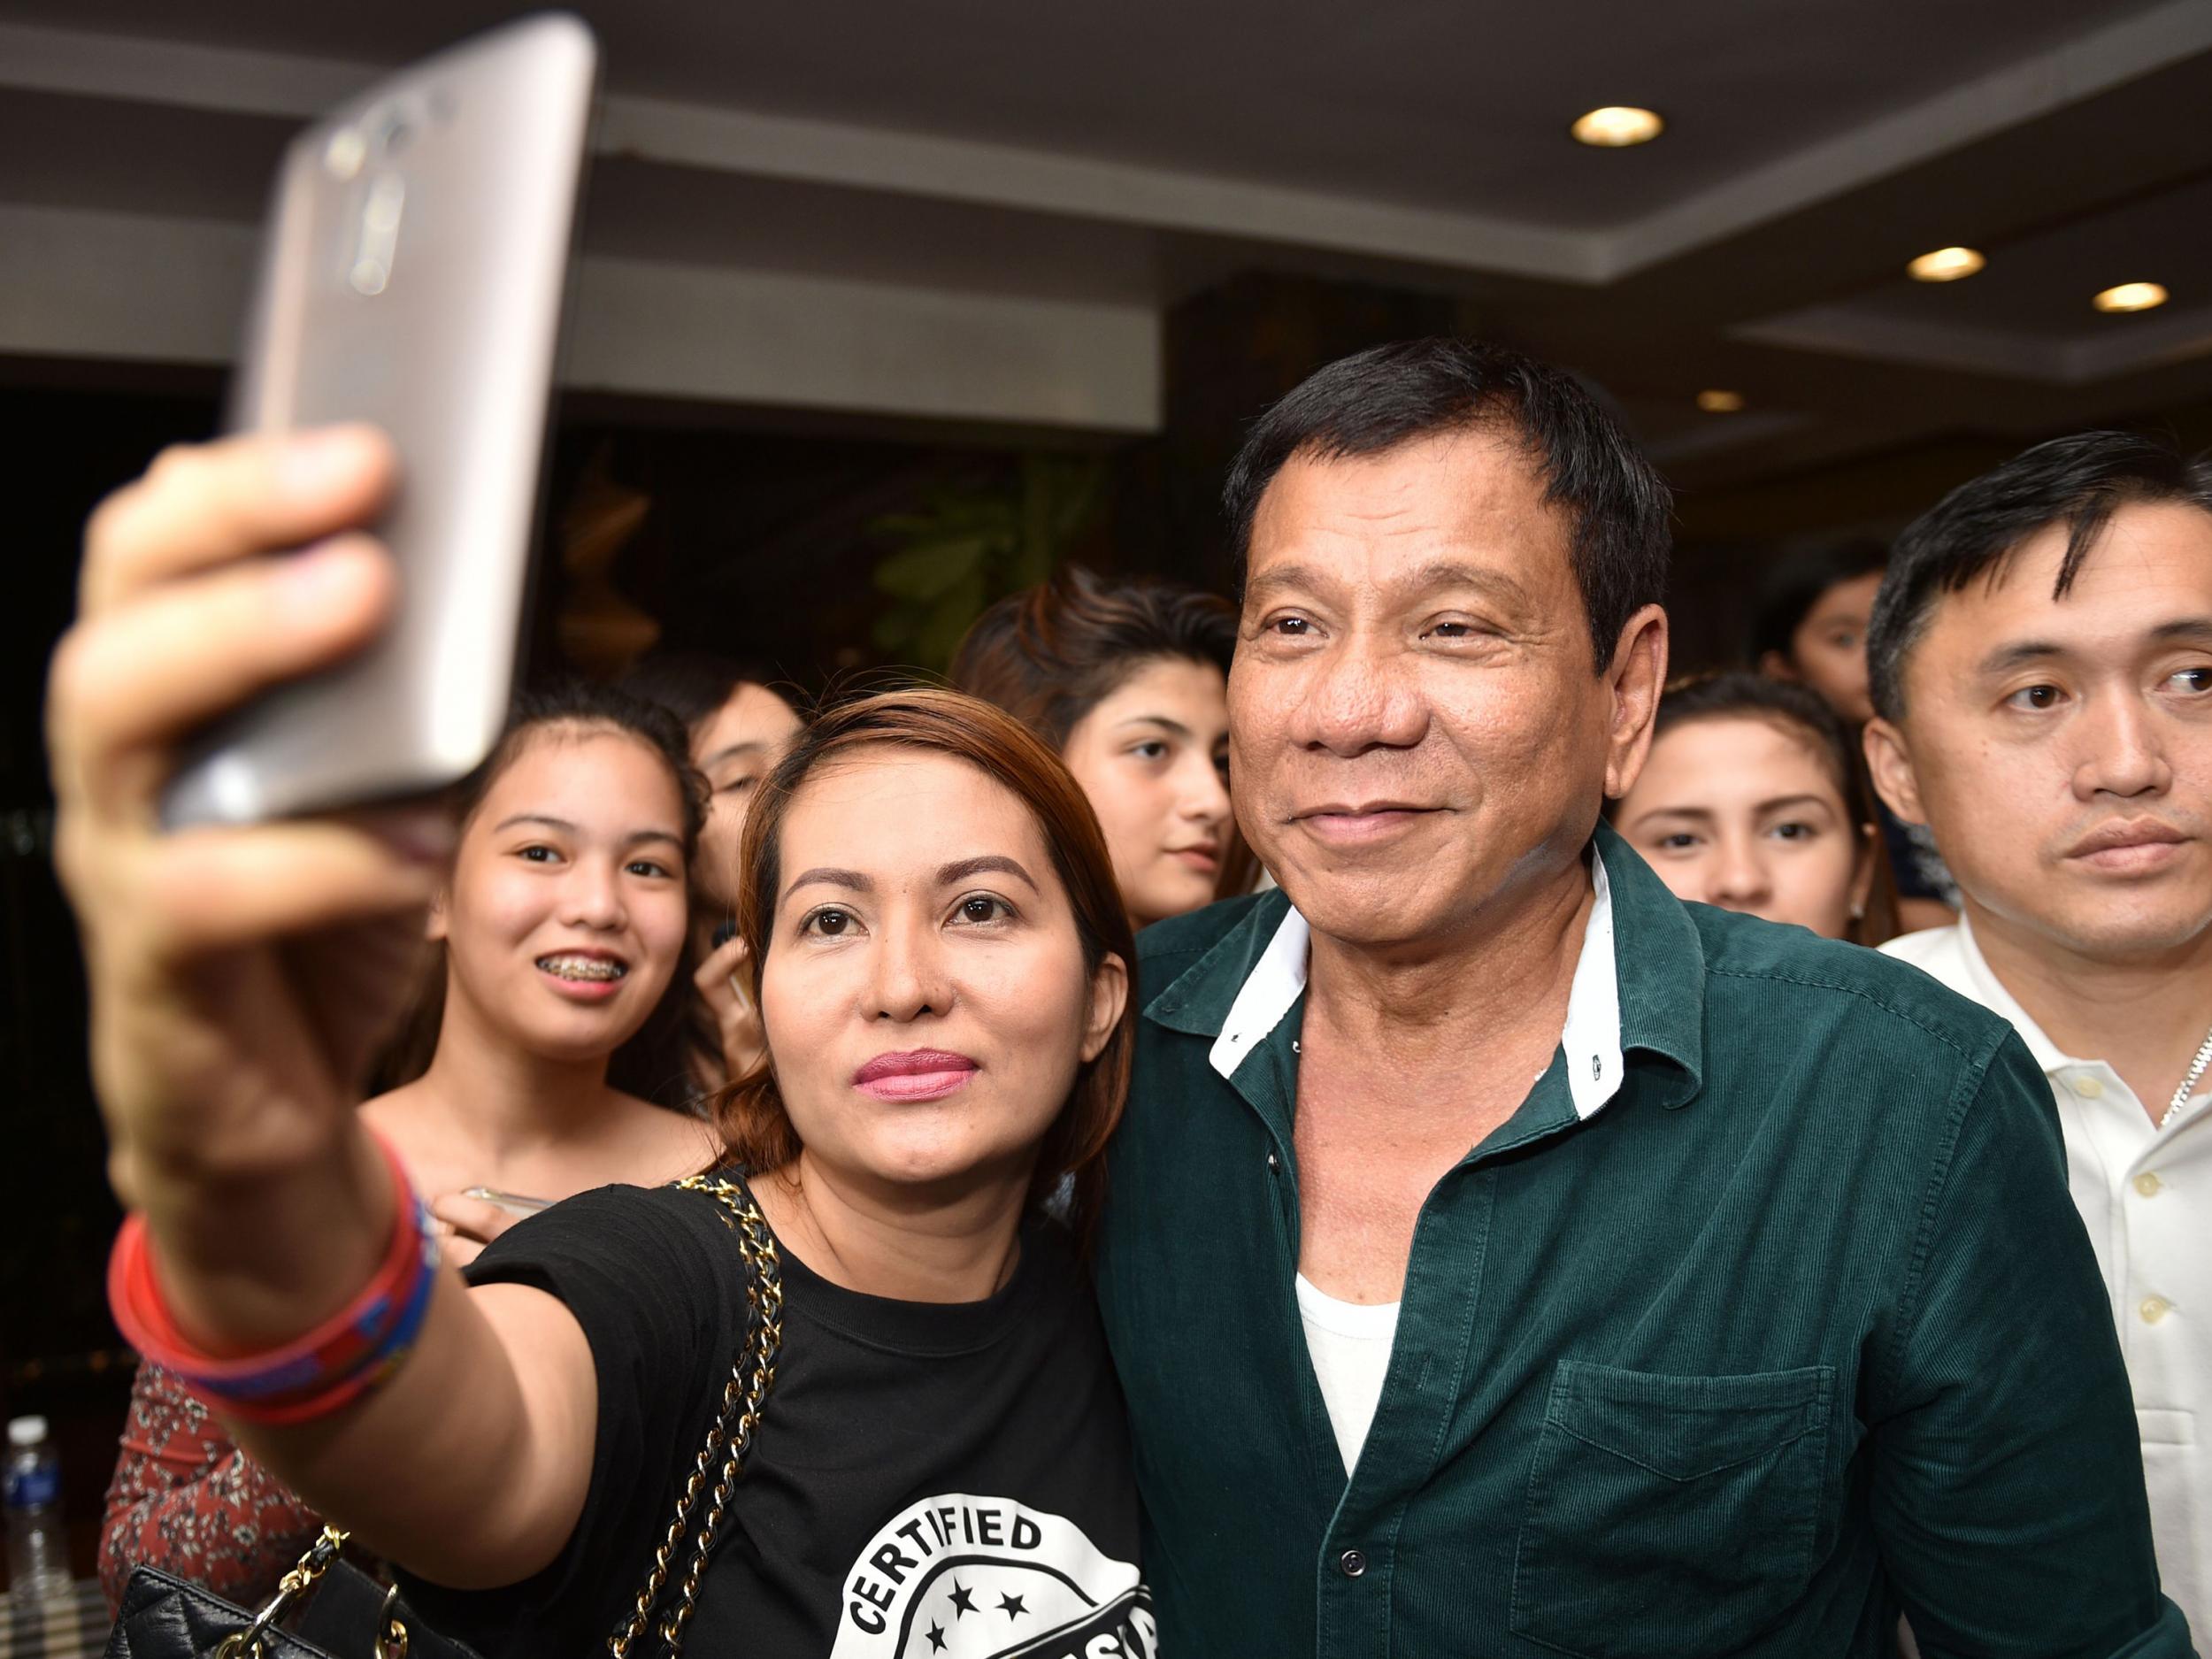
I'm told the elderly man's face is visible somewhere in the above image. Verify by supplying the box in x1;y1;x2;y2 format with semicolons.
1229;428;1660;952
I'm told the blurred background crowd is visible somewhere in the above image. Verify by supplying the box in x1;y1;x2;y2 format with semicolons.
5;0;2212;1616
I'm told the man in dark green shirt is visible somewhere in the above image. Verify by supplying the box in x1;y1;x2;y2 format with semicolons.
1093;339;2193;1656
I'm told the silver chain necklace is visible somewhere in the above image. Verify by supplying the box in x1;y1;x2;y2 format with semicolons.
2161;1024;2212;1131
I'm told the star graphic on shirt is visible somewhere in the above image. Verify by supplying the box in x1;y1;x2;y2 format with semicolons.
926;1622;947;1653
947;1581;976;1618
998;1592;1028;1620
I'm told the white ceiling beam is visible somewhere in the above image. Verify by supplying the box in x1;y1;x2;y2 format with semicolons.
0;202;1161;430
1729;299;2212;387
2;3;2205;294
0;19;1602;285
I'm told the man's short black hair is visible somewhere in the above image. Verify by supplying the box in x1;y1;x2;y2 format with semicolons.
1868;431;2212;722
1220;337;1672;668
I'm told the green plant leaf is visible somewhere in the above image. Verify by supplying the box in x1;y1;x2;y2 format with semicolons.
874;535;990;600
912;568;990;672
872;611;916;653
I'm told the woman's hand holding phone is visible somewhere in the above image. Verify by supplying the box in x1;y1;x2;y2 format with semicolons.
49;426;447;1348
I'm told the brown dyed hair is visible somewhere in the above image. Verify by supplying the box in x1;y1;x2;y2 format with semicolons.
710;687;1138;1240
950;564;1236;749
951;564;1255;898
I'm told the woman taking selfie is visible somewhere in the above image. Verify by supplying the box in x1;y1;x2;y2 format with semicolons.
954;564;1242;926
1609;672;1896;945
55;427;1151;1657
96;680;718;1608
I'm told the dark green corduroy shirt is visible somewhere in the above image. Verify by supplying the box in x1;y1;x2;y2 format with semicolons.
1095;826;2193;1658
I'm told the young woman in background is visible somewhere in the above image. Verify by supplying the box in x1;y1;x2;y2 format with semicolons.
619;649;804;1091
1751;540;1954;929
1611;672;1897;945
953;564;1241;927
98;680;716;1609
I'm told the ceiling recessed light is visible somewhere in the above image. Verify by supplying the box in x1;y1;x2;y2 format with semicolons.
1908;246;1985;283
1696;389;1745;413
2093;281;2168;314
1571;106;1664;148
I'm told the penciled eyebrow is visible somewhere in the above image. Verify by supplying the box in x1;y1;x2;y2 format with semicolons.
493;813;681;849
781;856;1041;906
783;866;872;902
937;855;1039;891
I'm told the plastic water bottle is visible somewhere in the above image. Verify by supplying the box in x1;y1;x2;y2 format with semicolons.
4;1415;71;1601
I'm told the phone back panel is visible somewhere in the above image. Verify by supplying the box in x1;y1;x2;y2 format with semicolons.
162;14;596;826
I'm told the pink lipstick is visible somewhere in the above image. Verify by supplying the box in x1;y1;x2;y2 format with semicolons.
852;1048;979;1102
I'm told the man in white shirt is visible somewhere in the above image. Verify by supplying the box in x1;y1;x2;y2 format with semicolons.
1865;429;2212;1638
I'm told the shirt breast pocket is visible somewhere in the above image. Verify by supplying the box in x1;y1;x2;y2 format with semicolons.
1510;1360;1835;1657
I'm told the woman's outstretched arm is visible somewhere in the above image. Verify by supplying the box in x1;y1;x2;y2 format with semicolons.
52;428;597;1589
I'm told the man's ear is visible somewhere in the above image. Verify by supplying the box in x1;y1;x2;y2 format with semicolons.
1602;604;1670;801
1863;717;1927;826
1081;951;1130;1064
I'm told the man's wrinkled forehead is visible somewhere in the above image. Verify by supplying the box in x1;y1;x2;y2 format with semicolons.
1243;430;1571;593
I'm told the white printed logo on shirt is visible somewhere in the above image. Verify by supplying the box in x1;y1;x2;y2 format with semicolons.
831;1493;1156;1659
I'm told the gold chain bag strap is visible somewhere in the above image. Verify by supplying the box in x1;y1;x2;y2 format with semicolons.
606;1171;785;1659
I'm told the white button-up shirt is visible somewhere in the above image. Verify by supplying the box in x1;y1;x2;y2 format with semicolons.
1886;919;2210;1634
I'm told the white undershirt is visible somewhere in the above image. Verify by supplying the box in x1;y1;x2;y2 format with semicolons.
1295;1273;1401;1476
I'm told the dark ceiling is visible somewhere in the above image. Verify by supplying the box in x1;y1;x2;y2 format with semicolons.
1;0;2208;536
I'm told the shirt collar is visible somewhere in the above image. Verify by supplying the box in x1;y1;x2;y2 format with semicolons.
1148;822;1701;1116
1947;914;2074;1076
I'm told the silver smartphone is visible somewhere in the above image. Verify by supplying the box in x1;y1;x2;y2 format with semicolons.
161;14;597;828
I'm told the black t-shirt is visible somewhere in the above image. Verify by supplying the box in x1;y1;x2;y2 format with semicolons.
401;1179;1155;1659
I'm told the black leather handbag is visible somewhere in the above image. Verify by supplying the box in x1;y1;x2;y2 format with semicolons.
101;1172;784;1659
105;1528;475;1659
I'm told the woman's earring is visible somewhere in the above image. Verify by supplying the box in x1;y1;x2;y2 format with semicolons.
1849;900;1866;921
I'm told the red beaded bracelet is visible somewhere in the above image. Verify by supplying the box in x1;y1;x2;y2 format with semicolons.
108;1131;442;1425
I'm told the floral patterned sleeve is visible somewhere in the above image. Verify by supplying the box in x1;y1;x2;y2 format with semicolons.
97;1361;333;1613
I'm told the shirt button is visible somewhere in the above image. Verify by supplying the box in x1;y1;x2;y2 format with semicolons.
1338;1548;1367;1578
2140;1296;2172;1325
1266;1151;1280;1171
2074;1074;2105;1099
2135;1172;2164;1197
